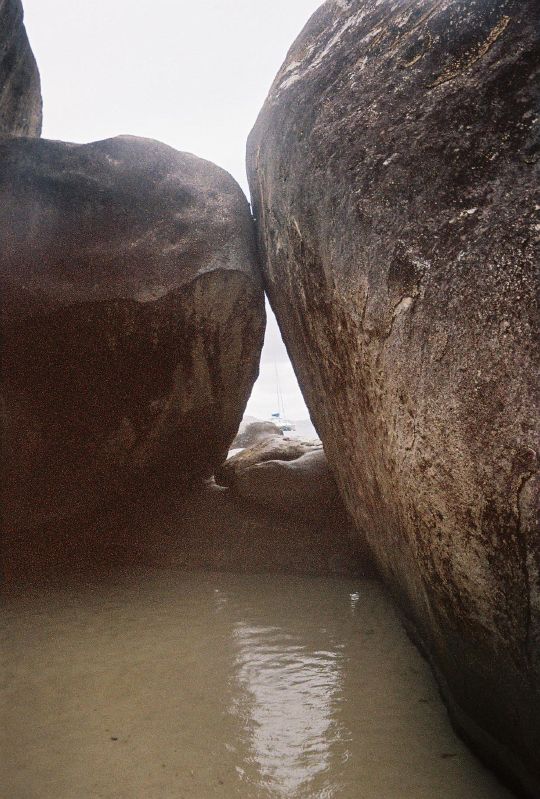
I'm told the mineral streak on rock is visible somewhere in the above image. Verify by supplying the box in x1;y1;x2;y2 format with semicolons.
248;0;539;793
1;135;265;532
0;0;42;136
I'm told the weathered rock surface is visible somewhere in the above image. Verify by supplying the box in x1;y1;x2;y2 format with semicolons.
219;435;318;485
215;436;350;530
217;436;347;525
231;418;283;448
1;135;265;532
0;0;42;136
248;0;539;793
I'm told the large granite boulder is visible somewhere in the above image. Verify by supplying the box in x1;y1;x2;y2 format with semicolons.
217;437;348;526
217;435;320;486
248;0;539;793
0;0;42;136
231;418;283;449
1;135;265;532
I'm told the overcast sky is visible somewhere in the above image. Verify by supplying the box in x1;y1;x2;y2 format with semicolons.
23;0;322;420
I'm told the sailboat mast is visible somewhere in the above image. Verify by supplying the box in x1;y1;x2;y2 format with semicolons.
274;360;284;418
272;360;295;433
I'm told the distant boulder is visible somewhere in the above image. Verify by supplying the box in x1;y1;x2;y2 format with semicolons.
217;436;319;487
0;0;42;136
216;436;350;526
0;135;265;532
231;419;283;449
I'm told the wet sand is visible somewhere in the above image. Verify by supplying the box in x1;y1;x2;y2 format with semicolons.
1;569;513;799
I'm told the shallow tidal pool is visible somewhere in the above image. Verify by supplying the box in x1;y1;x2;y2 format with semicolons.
1;570;512;799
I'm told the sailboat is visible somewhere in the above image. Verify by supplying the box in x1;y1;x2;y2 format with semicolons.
270;362;296;433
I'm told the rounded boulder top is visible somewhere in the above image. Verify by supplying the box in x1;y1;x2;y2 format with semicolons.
1;135;265;532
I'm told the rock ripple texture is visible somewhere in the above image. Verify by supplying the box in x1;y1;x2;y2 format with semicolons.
1;135;265;531
0;0;42;136
247;0;539;793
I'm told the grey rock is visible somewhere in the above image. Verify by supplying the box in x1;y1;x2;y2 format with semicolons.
248;0;539;793
1;135;265;531
231;419;283;448
0;0;42;136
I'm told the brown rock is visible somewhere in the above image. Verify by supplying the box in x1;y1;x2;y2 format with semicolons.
248;0;539;793
216;436;352;529
1;135;265;532
3;478;368;589
217;442;344;532
0;0;42;136
231;418;283;448
216;435;320;488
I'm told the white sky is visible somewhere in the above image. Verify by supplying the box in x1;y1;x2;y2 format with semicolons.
23;0;322;420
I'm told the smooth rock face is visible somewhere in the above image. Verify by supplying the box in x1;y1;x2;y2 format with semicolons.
0;0;42;136
1;135;265;531
217;436;348;526
222;445;347;526
231;418;283;448
217;436;321;488
248;0;539;792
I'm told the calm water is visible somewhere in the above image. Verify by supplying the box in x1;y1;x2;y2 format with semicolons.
1;570;511;799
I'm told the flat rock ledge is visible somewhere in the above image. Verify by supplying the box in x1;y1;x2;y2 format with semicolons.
3;480;371;590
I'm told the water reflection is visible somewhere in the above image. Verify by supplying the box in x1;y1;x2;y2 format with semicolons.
2;571;513;799
349;591;361;613
231;620;347;797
